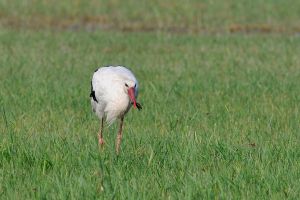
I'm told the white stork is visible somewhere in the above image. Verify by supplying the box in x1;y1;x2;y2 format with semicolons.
90;66;142;154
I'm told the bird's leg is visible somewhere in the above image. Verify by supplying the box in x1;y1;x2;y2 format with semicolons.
116;117;124;154
98;118;104;146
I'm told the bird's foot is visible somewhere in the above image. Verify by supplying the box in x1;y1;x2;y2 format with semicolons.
116;147;120;155
98;138;105;146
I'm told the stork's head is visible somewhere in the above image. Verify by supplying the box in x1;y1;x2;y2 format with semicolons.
124;80;137;108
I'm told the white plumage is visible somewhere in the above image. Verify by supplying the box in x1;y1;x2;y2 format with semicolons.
90;65;142;153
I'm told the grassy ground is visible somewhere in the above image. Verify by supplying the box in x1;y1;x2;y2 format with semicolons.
1;1;300;199
1;0;300;33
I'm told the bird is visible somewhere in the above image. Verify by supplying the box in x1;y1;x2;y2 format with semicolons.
90;65;142;154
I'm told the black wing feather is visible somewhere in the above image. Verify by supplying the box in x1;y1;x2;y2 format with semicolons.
136;102;142;110
90;80;98;103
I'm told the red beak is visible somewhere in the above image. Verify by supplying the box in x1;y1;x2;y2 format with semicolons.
128;87;137;108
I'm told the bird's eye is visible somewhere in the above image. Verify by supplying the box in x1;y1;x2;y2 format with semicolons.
134;84;136;88
125;83;128;87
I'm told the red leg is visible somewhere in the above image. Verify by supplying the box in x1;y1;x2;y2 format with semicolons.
116;117;124;154
98;118;104;146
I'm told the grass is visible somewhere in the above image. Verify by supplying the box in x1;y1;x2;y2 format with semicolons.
1;0;300;33
1;1;300;199
1;30;300;199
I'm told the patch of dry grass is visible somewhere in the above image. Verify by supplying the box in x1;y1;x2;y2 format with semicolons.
0;0;300;34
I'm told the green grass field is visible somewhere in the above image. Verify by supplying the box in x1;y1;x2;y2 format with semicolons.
1;1;300;199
